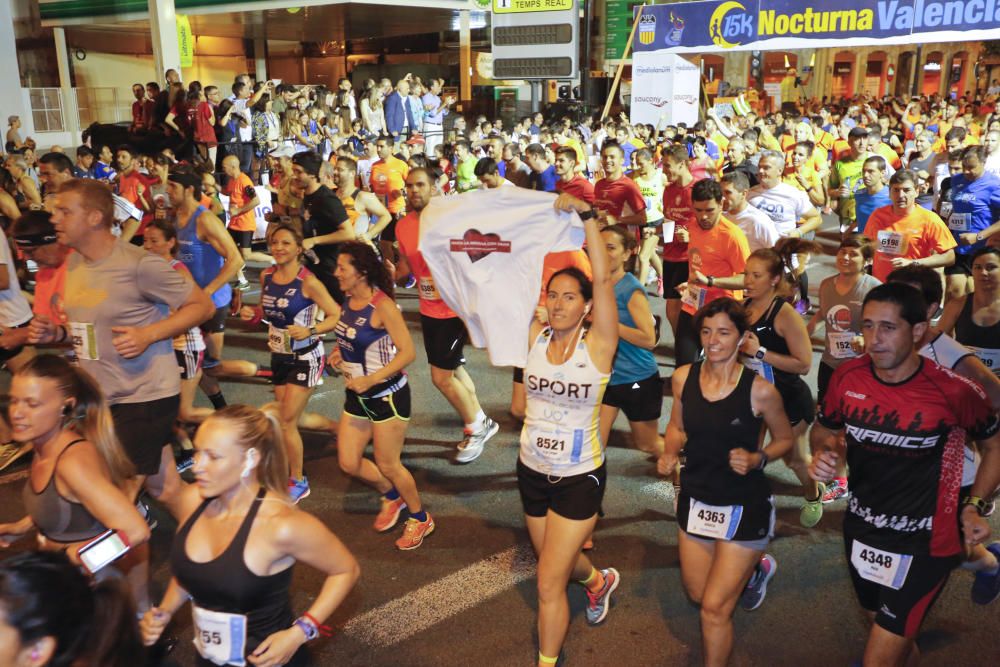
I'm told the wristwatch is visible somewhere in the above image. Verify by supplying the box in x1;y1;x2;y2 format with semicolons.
962;495;989;517
309;325;318;337
706;275;715;288
578;208;596;221
754;346;767;360
976;232;985;242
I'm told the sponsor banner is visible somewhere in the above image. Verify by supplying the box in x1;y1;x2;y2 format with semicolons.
630;52;700;127
630;0;1000;54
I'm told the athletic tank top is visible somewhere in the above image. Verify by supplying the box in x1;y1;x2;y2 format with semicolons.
743;296;799;394
169;259;206;353
170;488;301;662
680;363;768;505
955;297;1000;376
610;273;659;385
520;327;610;477
334;290;407;398
340;188;366;236
260;265;321;355
22;439;107;543
177;205;232;309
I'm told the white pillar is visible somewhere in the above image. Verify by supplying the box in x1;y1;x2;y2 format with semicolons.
53;27;80;139
0;0;31;137
150;0;181;84
254;35;268;83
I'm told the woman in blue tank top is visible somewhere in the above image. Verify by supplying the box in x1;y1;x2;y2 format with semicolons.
327;242;430;550
598;225;663;458
240;224;343;504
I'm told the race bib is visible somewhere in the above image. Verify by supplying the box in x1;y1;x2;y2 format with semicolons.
191;605;247;666
681;284;707;311
968;346;1000;375
948;212;971;232
876;230;907;256
267;327;293;354
743;356;775;383
828;331;859;359
687;498;743;540
418;276;441;301
850;540;913;590
68;322;99;361
526;425;578;465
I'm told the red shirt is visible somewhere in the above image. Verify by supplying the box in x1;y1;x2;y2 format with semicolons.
662;178;697;262
396;211;457;319
593;175;645;220
555;175;595;204
194;102;217;145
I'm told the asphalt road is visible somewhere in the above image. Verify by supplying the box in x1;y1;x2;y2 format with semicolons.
0;219;997;666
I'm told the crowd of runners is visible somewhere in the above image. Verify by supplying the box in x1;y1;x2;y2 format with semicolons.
0;67;997;667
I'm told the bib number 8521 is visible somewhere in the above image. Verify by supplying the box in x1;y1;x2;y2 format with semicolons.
535;437;565;451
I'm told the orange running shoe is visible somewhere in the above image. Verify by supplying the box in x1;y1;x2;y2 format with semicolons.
395;515;435;550
373;496;406;533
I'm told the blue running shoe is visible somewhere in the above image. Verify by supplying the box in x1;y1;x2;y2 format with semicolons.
288;477;311;504
971;543;1000;605
740;553;776;611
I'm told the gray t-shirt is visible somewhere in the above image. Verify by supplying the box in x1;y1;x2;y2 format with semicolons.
64;241;193;405
817;273;881;368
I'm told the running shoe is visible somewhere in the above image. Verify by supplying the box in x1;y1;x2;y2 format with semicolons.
374;496;407;533
739;554;776;611
799;483;825;528
822;478;850;504
404;274;418;289
395;514;435;550
288;477;311;504
582;537;594;551
455;417;499;464
971;543;1000;605
585;568;620;625
0;442;32;471
236;279;251;292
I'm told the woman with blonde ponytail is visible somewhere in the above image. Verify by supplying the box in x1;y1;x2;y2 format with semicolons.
0;355;152;599
142;405;360;667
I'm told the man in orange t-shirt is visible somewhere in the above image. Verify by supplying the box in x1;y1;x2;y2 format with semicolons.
370;137;410;263
675;179;750;365
6;212;71;353
863;170;956;282
395;168;498;464
221;155;259;287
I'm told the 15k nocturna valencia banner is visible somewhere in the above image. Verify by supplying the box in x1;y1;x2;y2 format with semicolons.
632;0;1000;54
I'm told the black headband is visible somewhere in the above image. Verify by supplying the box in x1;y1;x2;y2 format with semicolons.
13;232;57;248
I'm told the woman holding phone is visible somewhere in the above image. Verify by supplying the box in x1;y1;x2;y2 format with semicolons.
0;356;151;598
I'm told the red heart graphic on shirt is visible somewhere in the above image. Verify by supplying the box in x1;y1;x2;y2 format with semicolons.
449;229;512;263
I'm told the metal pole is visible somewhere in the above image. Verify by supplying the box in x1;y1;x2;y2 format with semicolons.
601;2;645;122
912;45;923;98
580;0;592;111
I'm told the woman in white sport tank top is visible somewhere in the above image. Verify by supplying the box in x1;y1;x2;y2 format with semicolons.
519;195;619;667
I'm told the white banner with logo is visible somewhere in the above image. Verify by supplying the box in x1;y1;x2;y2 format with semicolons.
218;186;273;241
630;51;700;128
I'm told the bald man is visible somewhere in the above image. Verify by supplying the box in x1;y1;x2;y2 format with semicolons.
221;155;260;289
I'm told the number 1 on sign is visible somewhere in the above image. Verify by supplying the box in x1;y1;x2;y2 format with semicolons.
496;0;511;8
